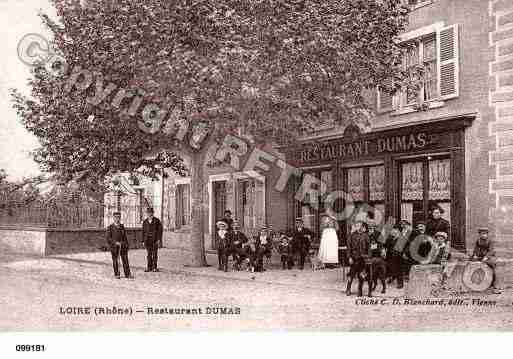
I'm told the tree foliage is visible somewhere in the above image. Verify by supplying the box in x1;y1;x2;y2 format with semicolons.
12;0;409;181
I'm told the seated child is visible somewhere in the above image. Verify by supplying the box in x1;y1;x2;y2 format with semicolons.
278;232;295;270
471;227;497;289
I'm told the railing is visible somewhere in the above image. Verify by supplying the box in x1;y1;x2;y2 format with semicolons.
0;202;105;229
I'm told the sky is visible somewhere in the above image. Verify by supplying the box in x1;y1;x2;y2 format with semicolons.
0;0;55;181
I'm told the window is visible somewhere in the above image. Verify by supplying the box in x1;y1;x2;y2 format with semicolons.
377;24;459;113
175;183;191;228
402;35;438;105
343;165;386;235
400;157;451;225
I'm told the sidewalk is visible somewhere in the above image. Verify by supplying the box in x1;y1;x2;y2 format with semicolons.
1;247;508;300
0;247;404;296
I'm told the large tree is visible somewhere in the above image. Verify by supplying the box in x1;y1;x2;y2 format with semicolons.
12;0;410;266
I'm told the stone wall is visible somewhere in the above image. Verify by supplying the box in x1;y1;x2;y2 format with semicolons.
0;226;143;256
0;226;47;256
489;0;513;258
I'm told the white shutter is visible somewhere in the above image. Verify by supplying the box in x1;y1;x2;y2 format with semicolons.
438;24;459;100
377;80;394;113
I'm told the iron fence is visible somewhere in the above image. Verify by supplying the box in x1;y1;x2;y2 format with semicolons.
0;202;105;228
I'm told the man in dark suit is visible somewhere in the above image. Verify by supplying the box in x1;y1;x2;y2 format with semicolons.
106;212;133;279
222;210;234;231
346;220;370;296
254;225;272;272
142;207;163;272
230;220;249;270
216;220;231;271
292;218;313;270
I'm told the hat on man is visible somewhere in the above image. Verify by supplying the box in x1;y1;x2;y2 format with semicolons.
216;220;228;229
399;219;411;227
416;220;426;227
434;231;448;239
478;227;489;233
113;211;121;216
295;217;303;223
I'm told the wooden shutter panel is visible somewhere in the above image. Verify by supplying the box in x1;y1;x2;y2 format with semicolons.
438;24;459;100
184;183;191;226
377;80;394;113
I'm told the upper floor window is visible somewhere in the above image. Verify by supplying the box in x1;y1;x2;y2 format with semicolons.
377;23;459;114
404;0;433;10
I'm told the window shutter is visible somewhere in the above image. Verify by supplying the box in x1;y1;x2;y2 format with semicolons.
175;185;183;228
438;24;459;100
377;80;394;113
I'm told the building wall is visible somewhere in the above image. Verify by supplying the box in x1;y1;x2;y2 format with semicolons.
370;0;495;254
155;0;513;258
489;0;513;257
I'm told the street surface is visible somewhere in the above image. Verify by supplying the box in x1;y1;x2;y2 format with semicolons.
0;249;512;330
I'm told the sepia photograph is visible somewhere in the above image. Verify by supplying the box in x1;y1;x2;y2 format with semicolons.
1;0;513;350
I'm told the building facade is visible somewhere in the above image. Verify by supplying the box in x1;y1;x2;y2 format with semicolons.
154;0;513;257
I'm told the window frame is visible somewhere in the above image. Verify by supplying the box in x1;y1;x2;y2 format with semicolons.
377;22;459;115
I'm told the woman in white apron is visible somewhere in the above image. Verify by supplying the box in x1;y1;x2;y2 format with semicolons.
318;215;339;266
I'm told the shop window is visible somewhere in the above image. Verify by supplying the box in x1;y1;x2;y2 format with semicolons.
175;183;191;228
343;165;386;235
377;23;459;113
400;157;451;226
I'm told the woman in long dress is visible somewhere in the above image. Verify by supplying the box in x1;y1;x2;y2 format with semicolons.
318;216;339;266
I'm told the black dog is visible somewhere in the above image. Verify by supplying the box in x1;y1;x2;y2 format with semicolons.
365;258;387;296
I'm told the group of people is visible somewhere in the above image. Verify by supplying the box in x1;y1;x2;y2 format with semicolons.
345;206;453;297
215;210;313;272
105;207;163;279
345;205;498;297
105;205;497;297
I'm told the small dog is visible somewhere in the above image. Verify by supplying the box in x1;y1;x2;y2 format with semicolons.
366;258;387;296
309;250;325;271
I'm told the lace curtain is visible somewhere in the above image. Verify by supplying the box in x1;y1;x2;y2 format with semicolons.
402;162;423;200
347;168;364;202
429;159;451;200
369;166;385;201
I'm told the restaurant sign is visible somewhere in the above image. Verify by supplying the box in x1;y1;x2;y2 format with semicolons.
288;131;446;166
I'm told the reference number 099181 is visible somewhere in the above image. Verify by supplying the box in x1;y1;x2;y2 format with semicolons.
16;345;45;352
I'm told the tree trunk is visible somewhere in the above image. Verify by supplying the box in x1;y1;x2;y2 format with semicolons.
189;150;208;266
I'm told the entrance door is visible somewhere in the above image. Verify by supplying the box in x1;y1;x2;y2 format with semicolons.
293;168;333;244
236;178;265;238
212;180;227;249
399;156;451;230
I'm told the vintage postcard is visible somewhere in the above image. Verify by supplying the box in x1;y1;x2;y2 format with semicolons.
1;0;513;344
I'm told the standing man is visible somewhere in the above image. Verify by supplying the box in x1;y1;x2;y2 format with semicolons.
292;218;313;270
216;220;230;272
222;210;234;232
106;212;133;279
346;220;370;296
142;207;163;272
